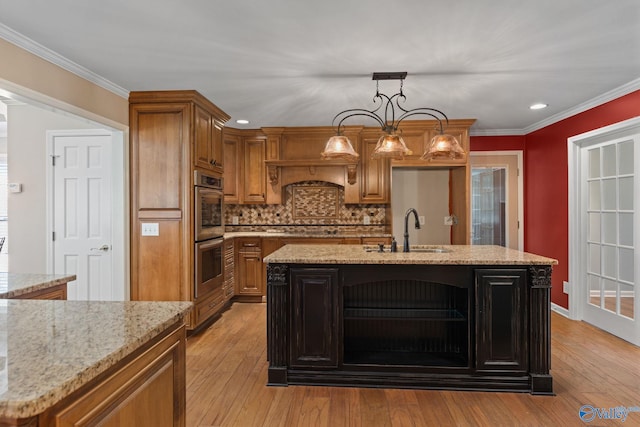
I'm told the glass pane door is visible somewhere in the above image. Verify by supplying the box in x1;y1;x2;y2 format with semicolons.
585;139;635;321
471;167;506;246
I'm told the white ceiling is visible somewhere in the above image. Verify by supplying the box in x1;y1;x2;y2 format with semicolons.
1;0;639;134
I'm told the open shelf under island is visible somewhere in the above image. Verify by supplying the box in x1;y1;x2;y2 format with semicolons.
264;244;558;395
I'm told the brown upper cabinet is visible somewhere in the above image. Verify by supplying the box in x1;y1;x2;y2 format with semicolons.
360;130;390;203
194;103;226;173
223;120;473;207
223;129;267;204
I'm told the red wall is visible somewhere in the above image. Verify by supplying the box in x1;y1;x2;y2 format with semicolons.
524;90;640;308
470;90;640;308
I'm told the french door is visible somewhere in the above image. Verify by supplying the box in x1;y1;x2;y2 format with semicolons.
569;118;640;345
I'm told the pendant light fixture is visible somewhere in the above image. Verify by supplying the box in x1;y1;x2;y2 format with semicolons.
322;72;465;161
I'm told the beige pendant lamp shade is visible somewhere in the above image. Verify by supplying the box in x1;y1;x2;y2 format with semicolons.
371;134;412;159
421;133;466;161
324;72;464;160
321;135;359;160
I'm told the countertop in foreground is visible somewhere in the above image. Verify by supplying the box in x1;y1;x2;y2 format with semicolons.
264;244;558;265
0;299;192;419
0;273;76;299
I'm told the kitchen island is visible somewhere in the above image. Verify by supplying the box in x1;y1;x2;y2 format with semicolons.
264;244;558;395
0;299;192;426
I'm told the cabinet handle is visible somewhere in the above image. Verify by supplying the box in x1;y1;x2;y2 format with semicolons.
210;159;217;166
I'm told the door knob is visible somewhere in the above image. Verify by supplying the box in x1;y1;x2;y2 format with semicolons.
91;245;110;252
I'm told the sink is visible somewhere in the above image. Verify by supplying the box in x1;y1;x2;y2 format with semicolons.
363;245;451;253
408;247;451;253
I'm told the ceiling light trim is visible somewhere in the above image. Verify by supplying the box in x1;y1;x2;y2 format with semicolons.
0;23;129;99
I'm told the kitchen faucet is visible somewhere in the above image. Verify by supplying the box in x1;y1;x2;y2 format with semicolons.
403;208;421;252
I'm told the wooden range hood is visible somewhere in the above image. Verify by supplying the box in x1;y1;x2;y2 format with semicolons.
264;158;358;186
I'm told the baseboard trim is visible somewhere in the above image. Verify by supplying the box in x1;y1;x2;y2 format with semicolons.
551;303;570;318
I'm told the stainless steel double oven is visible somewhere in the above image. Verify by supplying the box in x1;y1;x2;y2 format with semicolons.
194;170;224;299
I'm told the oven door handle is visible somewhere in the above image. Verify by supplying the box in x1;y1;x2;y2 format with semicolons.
197;237;224;249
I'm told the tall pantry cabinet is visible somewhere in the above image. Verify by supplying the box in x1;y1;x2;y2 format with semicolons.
129;90;230;330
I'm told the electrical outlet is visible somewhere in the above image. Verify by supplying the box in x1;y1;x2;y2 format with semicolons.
141;223;159;236
419;216;425;225
232;216;239;225
563;281;570;294
363;215;371;225
444;216;454;226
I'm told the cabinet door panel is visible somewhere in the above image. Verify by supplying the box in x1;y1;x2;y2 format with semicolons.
211;120;224;172
361;136;389;203
236;251;263;296
475;269;527;373
290;268;339;368
194;105;213;170
243;138;266;203
223;134;241;203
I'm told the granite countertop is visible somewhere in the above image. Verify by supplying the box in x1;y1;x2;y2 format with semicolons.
224;231;392;239
264;244;558;265
0;299;192;419
0;273;77;299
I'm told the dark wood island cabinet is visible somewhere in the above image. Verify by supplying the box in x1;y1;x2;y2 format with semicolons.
264;244;557;395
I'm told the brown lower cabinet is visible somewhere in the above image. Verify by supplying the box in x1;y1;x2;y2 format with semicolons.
234;237;265;301
35;323;186;426
232;236;391;301
14;284;67;300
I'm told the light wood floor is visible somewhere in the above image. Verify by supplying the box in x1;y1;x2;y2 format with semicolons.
186;303;640;427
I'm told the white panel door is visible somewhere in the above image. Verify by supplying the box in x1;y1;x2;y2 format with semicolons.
52;132;113;300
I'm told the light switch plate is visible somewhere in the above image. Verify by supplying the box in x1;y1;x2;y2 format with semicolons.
363;215;371;225
563;281;570;294
141;223;159;236
232;216;239;225
444;216;454;226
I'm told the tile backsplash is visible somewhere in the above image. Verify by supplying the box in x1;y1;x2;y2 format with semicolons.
225;181;388;234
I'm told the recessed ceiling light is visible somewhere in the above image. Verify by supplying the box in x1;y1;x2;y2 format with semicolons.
236;119;249;125
529;103;548;110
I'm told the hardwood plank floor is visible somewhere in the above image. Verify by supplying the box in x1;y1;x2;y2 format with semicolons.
186;303;640;426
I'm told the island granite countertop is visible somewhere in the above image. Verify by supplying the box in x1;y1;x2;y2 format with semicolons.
0;273;77;299
264;244;558;265
0;299;192;419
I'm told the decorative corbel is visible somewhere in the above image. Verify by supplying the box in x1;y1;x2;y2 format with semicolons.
346;164;357;185
268;165;279;185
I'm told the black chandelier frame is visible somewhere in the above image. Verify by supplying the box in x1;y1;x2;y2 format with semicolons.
331;72;451;136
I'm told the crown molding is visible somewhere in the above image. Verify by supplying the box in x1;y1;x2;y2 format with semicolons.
522;77;640;135
470;128;526;137
469;78;640;137
0;23;129;99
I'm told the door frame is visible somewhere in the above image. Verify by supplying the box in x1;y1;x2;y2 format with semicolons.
46;129;128;300
568;116;640;334
470;150;524;251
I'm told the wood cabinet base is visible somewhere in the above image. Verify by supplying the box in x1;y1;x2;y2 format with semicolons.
1;322;188;427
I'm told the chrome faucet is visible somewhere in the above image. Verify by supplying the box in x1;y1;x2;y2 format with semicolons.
403;208;421;252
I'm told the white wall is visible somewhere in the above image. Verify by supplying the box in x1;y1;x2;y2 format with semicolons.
7;103;94;273
391;168;451;245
